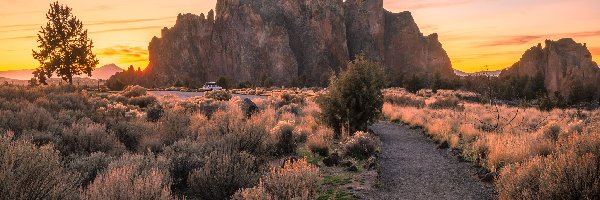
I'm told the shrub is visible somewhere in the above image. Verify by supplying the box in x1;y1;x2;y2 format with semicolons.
48;92;91;111
162;140;206;193
307;127;334;157
158;109;193;146
197;104;270;156
81;163;175;200
23;129;58;147
146;104;164;122
270;121;297;156
277;103;302;116
188;150;260;200
317;55;385;136
0;104;56;137
231;182;274;200
128;95;157;108
205;90;232;101
496;132;600;199
121;85;147;98
384;93;425;108
405;75;426;93
235;158;320;199
112;120;158;152
543;124;561;141
274;93;305;109
428;97;463;110
67;152;114;187
343;131;378;160
59;119;125;156
0;133;79;199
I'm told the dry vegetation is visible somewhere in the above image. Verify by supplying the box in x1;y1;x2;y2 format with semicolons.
0;84;378;199
383;89;600;199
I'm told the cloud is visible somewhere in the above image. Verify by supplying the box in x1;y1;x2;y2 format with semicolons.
0;25;164;41
0;16;172;34
86;17;173;26
97;45;147;56
477;35;541;47
590;47;600;56
0;23;40;29
97;45;149;65
385;0;494;10
0;35;37;41
475;30;600;47
92;26;164;34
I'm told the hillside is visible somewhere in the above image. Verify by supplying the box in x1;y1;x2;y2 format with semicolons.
142;0;455;87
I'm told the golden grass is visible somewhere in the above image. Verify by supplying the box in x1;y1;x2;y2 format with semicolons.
383;89;600;198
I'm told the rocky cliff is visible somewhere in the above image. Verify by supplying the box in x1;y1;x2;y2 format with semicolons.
143;0;454;87
500;38;600;96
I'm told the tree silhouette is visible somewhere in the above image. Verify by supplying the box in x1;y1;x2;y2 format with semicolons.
32;2;98;85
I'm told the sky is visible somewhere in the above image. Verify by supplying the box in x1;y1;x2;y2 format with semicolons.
0;0;598;73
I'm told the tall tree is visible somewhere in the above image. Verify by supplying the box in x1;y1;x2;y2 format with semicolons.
32;2;98;85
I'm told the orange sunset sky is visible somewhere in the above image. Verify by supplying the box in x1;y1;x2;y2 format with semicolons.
0;0;599;73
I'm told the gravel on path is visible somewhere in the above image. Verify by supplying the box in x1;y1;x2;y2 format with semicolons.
362;122;495;200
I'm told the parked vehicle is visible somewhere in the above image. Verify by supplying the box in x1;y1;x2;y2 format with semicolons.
202;82;222;91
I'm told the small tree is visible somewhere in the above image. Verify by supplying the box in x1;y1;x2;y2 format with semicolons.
317;55;385;137
406;74;424;93
28;78;39;87
32;2;99;85
216;76;230;89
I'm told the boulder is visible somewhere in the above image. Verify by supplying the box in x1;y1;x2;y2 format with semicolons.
240;98;259;117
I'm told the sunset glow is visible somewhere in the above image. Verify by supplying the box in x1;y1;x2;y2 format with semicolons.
1;0;599;72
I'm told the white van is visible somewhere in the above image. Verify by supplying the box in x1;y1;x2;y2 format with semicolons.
202;82;222;91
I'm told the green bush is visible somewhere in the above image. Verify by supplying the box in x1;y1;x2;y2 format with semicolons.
317;55;385;136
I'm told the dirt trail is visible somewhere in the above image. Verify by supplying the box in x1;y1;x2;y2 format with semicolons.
361;122;495;200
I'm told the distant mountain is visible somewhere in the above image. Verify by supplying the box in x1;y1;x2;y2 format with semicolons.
0;64;123;80
500;38;600;95
141;0;454;87
91;64;124;80
454;69;502;77
0;69;35;80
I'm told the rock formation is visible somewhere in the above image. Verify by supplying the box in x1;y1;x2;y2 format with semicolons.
143;0;454;87
500;38;600;96
382;11;454;84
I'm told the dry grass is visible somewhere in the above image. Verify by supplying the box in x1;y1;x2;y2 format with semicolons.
383;89;600;198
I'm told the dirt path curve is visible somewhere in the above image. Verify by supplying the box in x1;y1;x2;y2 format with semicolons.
362;122;495;200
